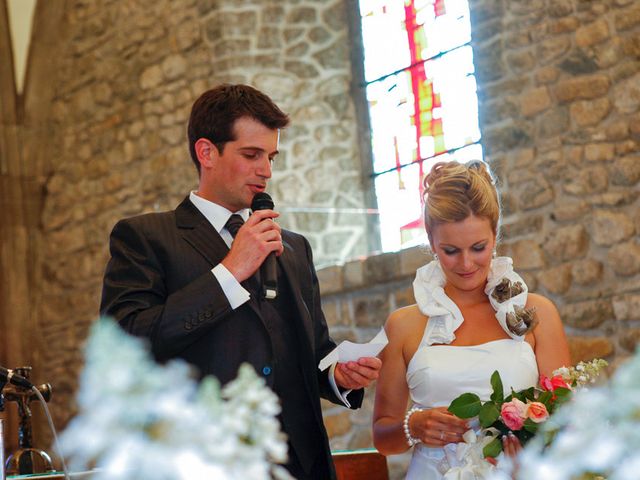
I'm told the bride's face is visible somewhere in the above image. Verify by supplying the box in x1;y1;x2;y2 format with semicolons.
429;214;496;293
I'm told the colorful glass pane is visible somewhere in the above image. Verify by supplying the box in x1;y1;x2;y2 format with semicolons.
360;0;483;252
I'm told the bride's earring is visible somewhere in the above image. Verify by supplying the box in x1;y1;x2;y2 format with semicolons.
433;252;439;262
492;250;497;258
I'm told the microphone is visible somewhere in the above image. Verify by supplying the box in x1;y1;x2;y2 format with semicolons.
0;366;34;389
251;192;277;300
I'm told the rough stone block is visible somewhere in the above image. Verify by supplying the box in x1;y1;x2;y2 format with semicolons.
563;165;609;195
550;201;589;222
394;285;416;309
589;210;635;246
502;215;543;239
587;192;638;207
323;410;351;438
535;66;561;84
612;293;640;321
567;336;614;363
584;142;615;162
343;258;364;289
572;259;604;286
520;86;551;117
619;328;640;352
537;107;569;137
323;300;341;327
576;19;610;47
510;239;545;270
318;265;343;295
538;264;572;294
519;176;554;210
554;75;610;102
612;72;640;114
614;4;640;31
399;247;429;277
354;293;390;328
544;225;589;262
365;252;401;285
537;36;571;65
608;242;640;276
348;428;373;450
562;299;614;329
571;98;611;128
611;155;640;185
549;17;580;34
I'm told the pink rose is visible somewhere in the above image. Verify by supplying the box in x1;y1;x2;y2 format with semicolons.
501;398;527;431
526;401;549;423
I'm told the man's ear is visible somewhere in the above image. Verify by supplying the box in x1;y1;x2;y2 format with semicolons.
195;138;217;170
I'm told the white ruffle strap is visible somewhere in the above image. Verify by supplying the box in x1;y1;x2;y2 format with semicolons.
485;256;528;341
412;256;527;345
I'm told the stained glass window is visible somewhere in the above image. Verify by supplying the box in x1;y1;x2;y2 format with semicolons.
359;0;483;252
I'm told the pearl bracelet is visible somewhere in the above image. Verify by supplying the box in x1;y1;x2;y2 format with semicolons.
403;407;423;447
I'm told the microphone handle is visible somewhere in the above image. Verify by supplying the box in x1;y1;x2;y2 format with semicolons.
261;253;278;300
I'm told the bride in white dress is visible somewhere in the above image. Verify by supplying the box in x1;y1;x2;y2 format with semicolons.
373;161;571;479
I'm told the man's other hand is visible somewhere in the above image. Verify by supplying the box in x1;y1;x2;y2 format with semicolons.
335;357;382;390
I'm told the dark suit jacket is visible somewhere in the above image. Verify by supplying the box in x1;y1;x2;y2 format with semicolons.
100;196;363;477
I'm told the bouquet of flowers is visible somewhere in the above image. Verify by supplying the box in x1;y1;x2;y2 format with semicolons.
447;359;608;460
60;318;292;480
514;350;640;480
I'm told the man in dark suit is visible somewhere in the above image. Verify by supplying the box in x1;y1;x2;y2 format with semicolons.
100;84;381;479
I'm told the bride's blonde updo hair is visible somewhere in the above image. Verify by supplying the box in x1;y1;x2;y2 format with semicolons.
423;160;500;238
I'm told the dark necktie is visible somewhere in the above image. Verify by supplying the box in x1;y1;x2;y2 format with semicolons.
225;214;244;239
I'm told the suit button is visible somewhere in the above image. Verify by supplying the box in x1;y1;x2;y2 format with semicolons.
262;366;272;376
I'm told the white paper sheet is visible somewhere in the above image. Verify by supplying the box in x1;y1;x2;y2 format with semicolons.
318;327;388;371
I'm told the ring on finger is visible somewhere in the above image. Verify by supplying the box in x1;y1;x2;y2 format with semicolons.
440;431;445;440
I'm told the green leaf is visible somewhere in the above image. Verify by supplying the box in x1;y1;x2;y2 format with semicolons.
553;386;572;400
523;418;539;434
520;386;536;402
448;393;482;418
479;401;500;428
537;390;553;406
483;437;503;458
490;370;504;404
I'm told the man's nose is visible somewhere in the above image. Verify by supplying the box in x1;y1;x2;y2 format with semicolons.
257;157;272;178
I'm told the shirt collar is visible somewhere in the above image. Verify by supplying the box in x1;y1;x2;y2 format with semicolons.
189;191;250;234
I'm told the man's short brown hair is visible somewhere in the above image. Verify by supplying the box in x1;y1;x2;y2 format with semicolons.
187;84;290;173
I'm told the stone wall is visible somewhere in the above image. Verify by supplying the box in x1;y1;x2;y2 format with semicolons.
1;0;639;477
1;0;370;453
470;0;640;368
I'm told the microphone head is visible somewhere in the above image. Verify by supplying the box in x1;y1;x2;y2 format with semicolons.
251;192;274;211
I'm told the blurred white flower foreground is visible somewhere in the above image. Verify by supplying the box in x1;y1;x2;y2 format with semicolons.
60;319;291;480
496;348;640;480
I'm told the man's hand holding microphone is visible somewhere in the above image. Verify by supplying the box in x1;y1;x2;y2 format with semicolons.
221;193;282;299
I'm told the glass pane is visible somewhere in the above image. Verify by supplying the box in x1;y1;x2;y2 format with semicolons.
360;0;472;82
360;0;482;253
367;45;480;175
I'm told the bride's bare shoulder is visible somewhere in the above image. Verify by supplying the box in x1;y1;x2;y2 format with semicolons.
385;304;427;338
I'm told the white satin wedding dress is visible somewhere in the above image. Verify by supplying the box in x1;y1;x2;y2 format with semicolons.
405;257;540;479
404;337;539;479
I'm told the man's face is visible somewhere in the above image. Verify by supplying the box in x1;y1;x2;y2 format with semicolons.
205;116;280;212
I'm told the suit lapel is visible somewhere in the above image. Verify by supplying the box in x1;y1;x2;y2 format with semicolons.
175;197;229;267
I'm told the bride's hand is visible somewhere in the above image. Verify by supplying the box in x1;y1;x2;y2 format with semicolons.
408;407;469;447
502;431;521;457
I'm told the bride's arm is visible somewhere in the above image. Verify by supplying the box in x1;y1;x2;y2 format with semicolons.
372;308;413;454
372;307;468;454
528;293;572;377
